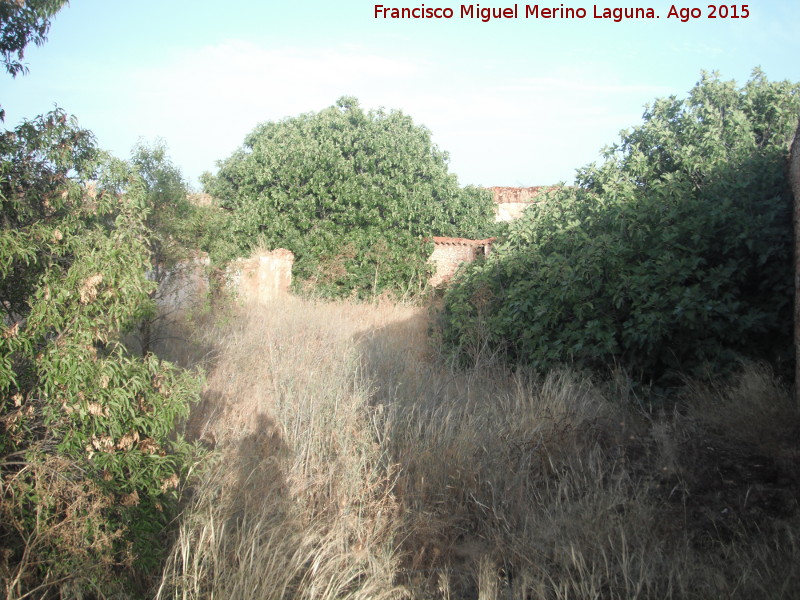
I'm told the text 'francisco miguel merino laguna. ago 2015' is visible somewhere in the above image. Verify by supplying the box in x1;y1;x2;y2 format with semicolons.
373;4;751;23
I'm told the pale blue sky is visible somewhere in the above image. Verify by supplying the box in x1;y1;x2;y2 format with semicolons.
2;1;799;189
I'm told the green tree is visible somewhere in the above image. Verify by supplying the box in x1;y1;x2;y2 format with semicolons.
204;96;495;298
440;70;800;384
0;112;201;598
1;0;68;77
0;0;69;120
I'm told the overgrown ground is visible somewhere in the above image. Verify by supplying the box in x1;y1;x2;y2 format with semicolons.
154;296;800;599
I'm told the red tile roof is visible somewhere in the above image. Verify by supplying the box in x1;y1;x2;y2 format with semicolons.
431;236;496;247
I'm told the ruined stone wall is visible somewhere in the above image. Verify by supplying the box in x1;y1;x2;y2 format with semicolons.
428;237;493;287
489;186;556;222
155;249;295;311
489;186;547;204
157;252;210;312
227;249;295;304
495;202;533;222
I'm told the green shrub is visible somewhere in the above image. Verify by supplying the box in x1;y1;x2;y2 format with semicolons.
203;97;495;298
1;110;201;597
439;70;800;383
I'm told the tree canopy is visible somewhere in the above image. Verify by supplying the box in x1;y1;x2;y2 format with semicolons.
1;0;68;76
203;96;495;298
439;70;800;384
0;0;69;120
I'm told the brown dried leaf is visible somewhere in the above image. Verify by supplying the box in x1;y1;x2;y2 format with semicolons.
91;435;114;452
120;490;139;507
160;474;180;493
116;431;140;451
2;322;19;339
87;402;108;417
79;273;103;304
138;438;160;455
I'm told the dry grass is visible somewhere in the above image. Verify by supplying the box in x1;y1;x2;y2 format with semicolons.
154;296;800;600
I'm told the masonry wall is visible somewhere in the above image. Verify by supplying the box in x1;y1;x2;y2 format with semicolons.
227;249;295;304
428;237;494;287
495;202;533;222
489;186;555;222
489;186;545;204
429;244;477;287
157;253;210;312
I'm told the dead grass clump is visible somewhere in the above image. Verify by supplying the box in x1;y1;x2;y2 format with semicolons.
1;454;125;599
682;362;799;453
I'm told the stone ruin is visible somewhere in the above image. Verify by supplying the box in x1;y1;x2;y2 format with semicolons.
157;251;210;312
489;185;557;222
226;248;295;305
428;236;495;287
156;248;295;310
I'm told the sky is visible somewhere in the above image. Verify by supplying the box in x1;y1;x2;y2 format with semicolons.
2;0;799;190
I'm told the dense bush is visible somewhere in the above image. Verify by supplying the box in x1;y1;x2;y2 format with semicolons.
203;96;495;298
0;110;201;597
439;70;800;383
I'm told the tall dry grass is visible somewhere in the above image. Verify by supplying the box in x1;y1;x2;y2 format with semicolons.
155;296;800;600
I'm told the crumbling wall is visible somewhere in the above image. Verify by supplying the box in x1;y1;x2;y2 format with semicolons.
157;252;210;312
495;202;531;222
227;249;295;304
489;186;546;204
489;186;555;222
429;237;493;287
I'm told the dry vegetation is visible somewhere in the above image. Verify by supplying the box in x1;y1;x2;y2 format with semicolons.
153;296;800;600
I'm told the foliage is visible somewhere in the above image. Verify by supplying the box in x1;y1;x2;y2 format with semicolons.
203;96;495;298
0;109;201;597
0;0;69;121
0;0;68;77
439;70;800;383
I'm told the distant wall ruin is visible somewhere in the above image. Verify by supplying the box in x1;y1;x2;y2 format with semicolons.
227;249;295;304
428;236;495;287
489;186;556;222
161;185;563;302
